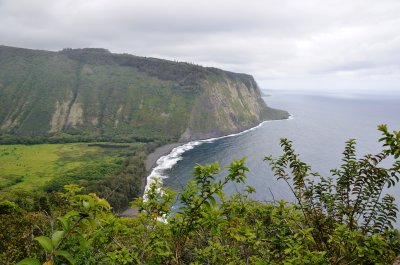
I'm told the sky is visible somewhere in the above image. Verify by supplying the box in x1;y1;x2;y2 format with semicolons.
1;0;400;92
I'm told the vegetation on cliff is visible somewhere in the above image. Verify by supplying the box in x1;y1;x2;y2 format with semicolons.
0;45;288;144
1;125;398;264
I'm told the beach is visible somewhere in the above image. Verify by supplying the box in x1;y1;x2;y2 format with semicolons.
120;142;183;217
145;143;183;172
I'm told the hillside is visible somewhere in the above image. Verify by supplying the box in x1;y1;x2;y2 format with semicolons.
0;45;288;144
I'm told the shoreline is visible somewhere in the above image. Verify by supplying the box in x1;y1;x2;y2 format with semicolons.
122;116;293;217
145;143;184;172
121;143;184;217
143;115;293;196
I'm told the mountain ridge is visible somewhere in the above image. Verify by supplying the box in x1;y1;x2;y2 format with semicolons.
0;45;288;144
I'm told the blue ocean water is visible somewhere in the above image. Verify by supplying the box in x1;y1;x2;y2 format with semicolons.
150;90;400;207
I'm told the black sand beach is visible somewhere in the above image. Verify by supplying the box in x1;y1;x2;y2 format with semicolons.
145;143;183;172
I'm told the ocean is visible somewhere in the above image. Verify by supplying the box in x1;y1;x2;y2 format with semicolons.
146;89;400;209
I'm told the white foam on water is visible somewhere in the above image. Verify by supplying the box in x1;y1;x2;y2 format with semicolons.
143;141;202;198
143;115;293;199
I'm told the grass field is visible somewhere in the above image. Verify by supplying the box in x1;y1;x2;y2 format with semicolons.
0;143;142;192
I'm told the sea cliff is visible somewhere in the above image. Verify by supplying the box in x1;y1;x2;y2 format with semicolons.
0;45;288;143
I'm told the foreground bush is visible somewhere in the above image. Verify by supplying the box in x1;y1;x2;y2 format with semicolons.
8;125;400;264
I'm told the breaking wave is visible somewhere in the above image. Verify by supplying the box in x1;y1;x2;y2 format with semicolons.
144;115;293;198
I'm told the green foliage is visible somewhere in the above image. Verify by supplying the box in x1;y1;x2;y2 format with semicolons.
0;142;147;211
379;124;400;159
0;199;20;214
18;185;112;265
4;126;400;264
0;198;50;264
86;156;146;212
265;124;400;263
16;258;41;265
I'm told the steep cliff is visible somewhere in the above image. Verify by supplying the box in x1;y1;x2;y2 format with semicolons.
180;69;287;141
0;45;288;143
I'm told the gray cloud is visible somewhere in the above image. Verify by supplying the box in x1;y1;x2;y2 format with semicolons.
1;0;400;91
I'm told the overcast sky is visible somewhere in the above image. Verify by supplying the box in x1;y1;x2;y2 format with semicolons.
1;0;399;92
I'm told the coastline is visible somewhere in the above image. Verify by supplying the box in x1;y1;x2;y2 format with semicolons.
143;115;293;197
122;115;293;217
121;143;182;217
145;143;184;172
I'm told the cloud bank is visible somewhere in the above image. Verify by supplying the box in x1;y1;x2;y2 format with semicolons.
1;0;399;91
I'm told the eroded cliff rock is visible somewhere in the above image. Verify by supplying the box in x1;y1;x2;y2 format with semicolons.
0;45;288;143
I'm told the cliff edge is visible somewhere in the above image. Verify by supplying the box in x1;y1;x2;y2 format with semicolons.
0;45;288;143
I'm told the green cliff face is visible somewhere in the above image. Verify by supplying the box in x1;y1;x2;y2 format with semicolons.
0;45;288;143
180;69;288;141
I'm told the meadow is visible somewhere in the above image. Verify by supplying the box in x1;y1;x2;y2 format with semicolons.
0;142;142;193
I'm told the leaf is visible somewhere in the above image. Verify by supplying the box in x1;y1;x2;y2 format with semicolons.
51;230;65;247
16;258;41;265
35;236;53;252
96;199;111;210
75;232;89;248
64;210;80;220
209;196;217;207
82;200;90;210
58;216;69;231
55;250;75;264
203;200;210;210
